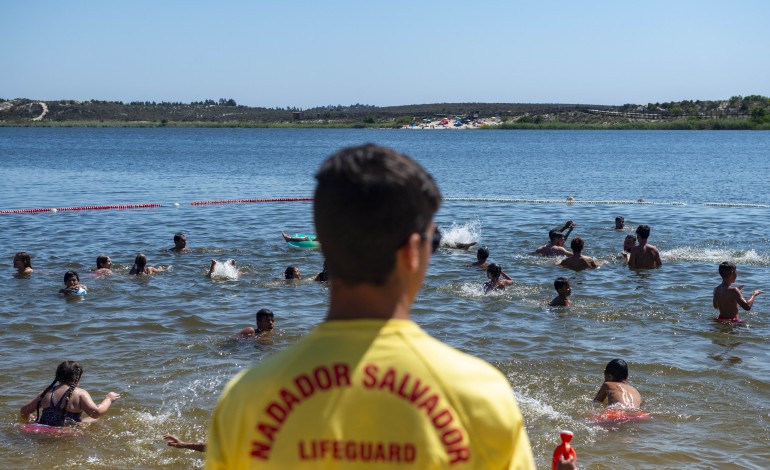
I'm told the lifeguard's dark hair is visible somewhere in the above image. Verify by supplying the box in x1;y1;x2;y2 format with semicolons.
96;255;110;268
636;225;651;239
477;246;490;261
604;358;629;381
35;361;83;422
554;277;570;291
314;144;441;285
570;237;584;253
718;261;736;278
15;252;32;268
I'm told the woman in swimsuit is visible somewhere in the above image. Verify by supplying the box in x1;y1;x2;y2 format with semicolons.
129;253;164;275
20;361;120;427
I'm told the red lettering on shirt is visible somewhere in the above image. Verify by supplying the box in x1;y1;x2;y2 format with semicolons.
417;393;439;415
379;367;397;392
266;402;287;424
250;440;271;459
257;422;279;442
432;408;453;429
314;366;332;390
280;387;301;413
294;373;314;398
362;363;378;388
333;363;351;386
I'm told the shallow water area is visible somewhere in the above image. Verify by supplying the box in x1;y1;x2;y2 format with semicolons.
1;128;769;468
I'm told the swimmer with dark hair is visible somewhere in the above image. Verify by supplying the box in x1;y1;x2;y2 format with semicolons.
534;220;575;256
549;277;571;306
593;359;642;408
284;266;300;280
171;232;191;253
558;237;600;271
615;216;625;230
13;252;33;276
129;254;163;275
94;255;113;275
314;261;329;282
483;263;513;293
59;271;87;296
467;246;491;269
239;308;275;338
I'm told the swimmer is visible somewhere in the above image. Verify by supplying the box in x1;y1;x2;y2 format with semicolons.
483;263;513;293
171;232;191;253
627;225;662;269
466;246;491;269
558;237;601;271
593;359;643;408
281;231;318;242
13;252;33;276
284;265;300;280
129;253;163;275
549;277;571;306
94;255;113;275
208;259;237;277
238;308;275;337
534;220;575;256
59;271;87;296
20;361;120;427
713;261;762;322
314;261;329;282
163;434;206;452
615;216;625;230
620;234;637;263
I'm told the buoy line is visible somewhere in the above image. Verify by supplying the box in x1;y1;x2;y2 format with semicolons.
190;197;313;206
0;203;161;215
703;202;770;208
444;198;687;206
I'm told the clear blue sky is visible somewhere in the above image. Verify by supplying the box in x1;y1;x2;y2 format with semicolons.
2;1;768;108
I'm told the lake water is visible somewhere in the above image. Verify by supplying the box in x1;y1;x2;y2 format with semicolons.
1;128;769;469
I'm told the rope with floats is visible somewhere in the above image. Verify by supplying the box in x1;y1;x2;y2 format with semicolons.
444;197;687;206
0;203;162;215
190;197;312;206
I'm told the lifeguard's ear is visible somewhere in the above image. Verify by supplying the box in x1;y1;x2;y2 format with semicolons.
396;233;423;273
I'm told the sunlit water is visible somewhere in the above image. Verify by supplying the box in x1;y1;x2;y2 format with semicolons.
1;129;769;469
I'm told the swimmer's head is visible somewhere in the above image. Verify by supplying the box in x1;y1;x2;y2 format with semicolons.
173;232;187;249
313;144;441;286
623;234;637;251
486;263;502;279
636;225;651;240
570;237;584;253
54;361;83;386
285;266;300;280
604;358;629;382
256;308;275;331
14;252;31;269
615;216;625;229
554;277;570;296
96;255;111;269
133;253;147;274
718;261;737;280
63;270;80;286
548;230;566;242
477;246;490;262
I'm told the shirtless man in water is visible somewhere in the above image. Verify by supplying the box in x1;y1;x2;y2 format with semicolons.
713;261;762;321
534;220;575;256
593;359;642;408
558;237;600;271
627;225;662;269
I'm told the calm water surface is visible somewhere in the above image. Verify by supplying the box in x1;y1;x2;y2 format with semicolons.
1;128;769;469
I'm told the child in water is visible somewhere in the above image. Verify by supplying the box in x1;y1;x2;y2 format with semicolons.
549;277;571;306
713;261;762;321
483;263;513;293
59;271;87;296
129;254;163;275
13;252;34;276
593;359;643;408
239;308;275;337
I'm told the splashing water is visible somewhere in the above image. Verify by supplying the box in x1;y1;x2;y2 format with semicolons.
663;247;770;266
210;259;239;280
439;219;482;247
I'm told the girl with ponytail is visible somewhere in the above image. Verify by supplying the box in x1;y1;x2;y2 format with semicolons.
20;361;120;427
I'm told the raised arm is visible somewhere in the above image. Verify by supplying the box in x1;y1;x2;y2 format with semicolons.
736;287;762;311
78;389;120;419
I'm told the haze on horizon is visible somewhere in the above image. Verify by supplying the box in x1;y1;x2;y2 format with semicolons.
2;1;768;109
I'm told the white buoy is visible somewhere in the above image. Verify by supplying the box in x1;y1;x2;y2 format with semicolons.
50;208;58;212
173;202;180;207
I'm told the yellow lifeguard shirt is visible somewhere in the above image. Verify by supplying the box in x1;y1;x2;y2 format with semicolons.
204;319;534;469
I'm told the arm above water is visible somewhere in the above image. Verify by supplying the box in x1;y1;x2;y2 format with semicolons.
79;389;120;419
593;382;608;403
164;434;206;452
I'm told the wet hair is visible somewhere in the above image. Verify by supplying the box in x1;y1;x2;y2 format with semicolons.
548;230;566;241
477;246;490;261
486;263;502;278
570;236;584;253
256;308;274;321
284;266;298;280
636;225;651;239
15;252;32;268
316;261;329;282
131;254;147;275
173;232;186;244
313;144;441;285
718;261;736;278
96;255;110;269
625;234;636;241
63;270;79;284
604;358;629;381
35;361;83;422
554;276;570;291
615;216;624;223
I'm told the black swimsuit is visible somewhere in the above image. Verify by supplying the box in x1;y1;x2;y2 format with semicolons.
37;389;82;427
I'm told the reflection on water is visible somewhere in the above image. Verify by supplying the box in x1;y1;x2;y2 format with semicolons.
1;129;769;468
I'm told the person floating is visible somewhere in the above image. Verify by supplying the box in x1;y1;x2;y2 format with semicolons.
713;261;762;322
129;253;163;275
238;308;275;338
59;270;87;296
94;255;113;275
171;232;191;253
284;265;300;280
204;144;536;468
20;361;120;427
13;252;34;276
